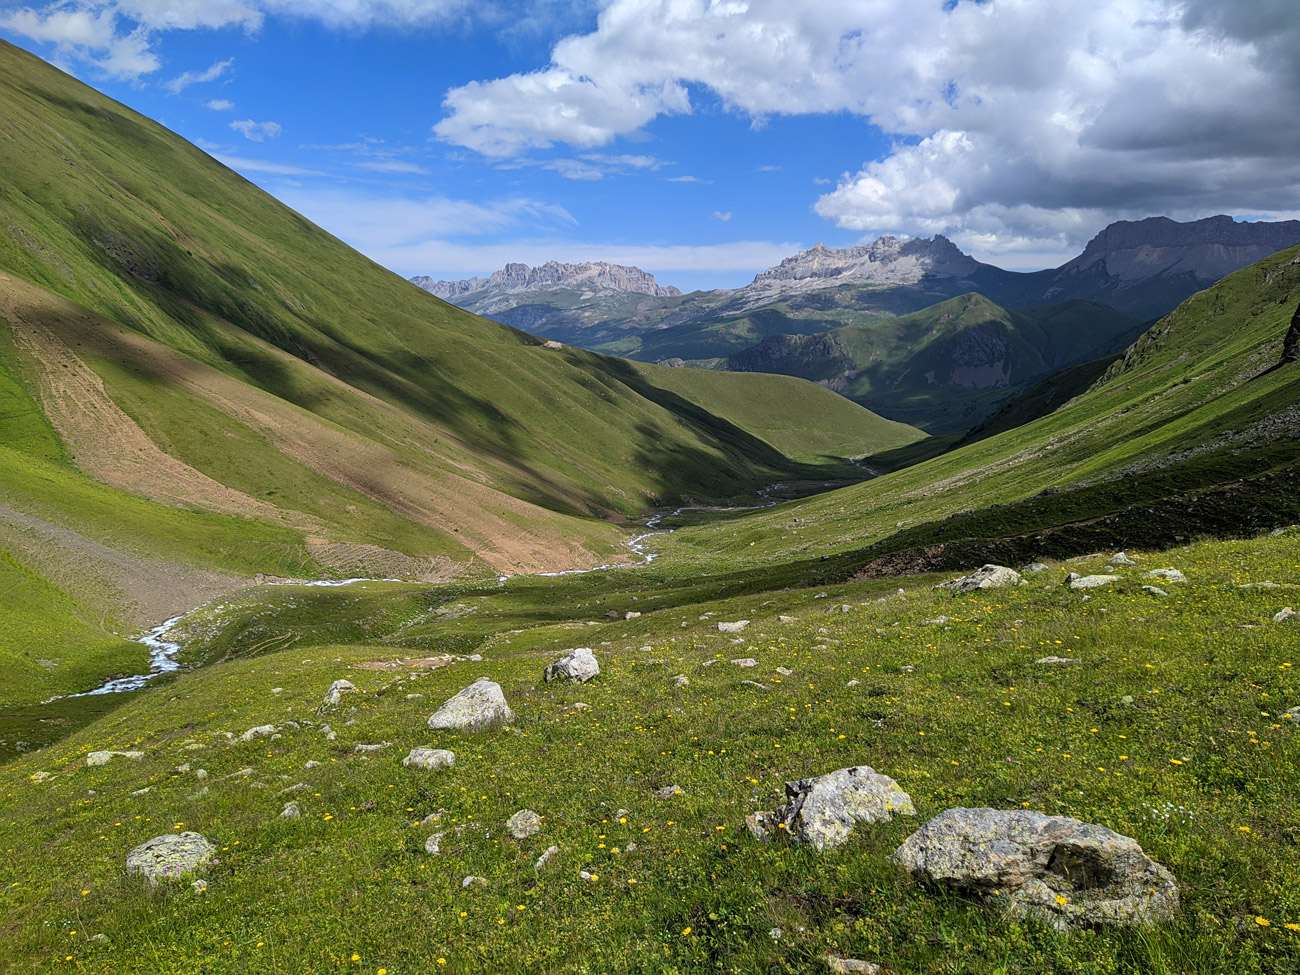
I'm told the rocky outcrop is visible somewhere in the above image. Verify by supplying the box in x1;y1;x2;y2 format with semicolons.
892;808;1178;929
412;261;680;301
950;564;1020;594
1283;301;1300;365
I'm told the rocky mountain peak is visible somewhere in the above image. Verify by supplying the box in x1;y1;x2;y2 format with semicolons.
411;261;681;301
748;235;983;291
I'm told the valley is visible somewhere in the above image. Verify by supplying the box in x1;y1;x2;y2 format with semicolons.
1;30;1299;975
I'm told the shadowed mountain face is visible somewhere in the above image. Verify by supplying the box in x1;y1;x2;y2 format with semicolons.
416;216;1300;364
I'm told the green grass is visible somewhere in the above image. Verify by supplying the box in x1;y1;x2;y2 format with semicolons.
3;531;1299;973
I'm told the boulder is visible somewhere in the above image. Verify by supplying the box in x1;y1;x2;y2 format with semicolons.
825;958;881;975
507;809;542;839
1274;608;1297;623
126;832;216;886
544;647;600;684
1110;552;1139;566
892;807;1178;929
403;747;456;771
951;565;1020;594
427;678;515;730
322;679;356;707
717;620;750;633
1144;568;1187;584
1067;573;1120;590
771;766;914;851
86;750;144;766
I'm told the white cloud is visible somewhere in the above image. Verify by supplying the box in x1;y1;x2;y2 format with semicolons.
713;211;732;222
229;118;282;141
205;98;235;111
165;56;234;93
666;175;710;184
433;0;1300;257
213;153;326;176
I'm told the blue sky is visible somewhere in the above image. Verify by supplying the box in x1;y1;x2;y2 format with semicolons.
3;1;1299;292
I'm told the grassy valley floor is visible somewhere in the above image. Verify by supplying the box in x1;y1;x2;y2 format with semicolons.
2;528;1299;973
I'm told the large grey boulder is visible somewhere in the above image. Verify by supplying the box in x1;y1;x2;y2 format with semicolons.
403;747;456;770
892;808;1178;929
952;565;1020;594
544;647;600;684
427;678;515;730
771;766;915;851
126;832;216;885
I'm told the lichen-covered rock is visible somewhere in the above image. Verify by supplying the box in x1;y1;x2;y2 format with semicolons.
774;766;915;851
322;679;356;707
1067;573;1121;590
1274;608;1297;624
507;809;542;839
952;565;1020;594
427;678;514;730
126;832;216;885
403;747;456;770
717;620;750;633
544;647;600;684
730;658;758;668
892;807;1178;929
1110;552;1139;566
86;750;144;766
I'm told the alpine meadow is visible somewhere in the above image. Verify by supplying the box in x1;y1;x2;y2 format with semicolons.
1;6;1300;975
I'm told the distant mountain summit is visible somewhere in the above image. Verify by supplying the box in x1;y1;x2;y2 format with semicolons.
749;236;985;292
413;261;681;301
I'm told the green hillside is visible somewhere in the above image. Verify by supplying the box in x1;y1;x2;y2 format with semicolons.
0;39;917;705
721;294;1142;433
628;363;926;464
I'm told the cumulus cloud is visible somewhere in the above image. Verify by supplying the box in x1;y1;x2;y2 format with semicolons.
0;0;474;80
205;98;234;111
229;118;282;141
433;0;1300;259
165;56;234;93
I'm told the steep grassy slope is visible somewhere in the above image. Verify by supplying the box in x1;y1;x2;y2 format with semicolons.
627;363;926;464
720;295;1142;433
0;40;931;702
659;246;1300;575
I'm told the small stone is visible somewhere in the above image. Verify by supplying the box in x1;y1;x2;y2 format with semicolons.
1036;656;1081;665
461;875;488;888
745;810;776;840
304;760;322;769
544;647;600;684
1281;706;1300;722
191;879;208;893
424;832;445;855
322;679;356;707
951;565;1020;594
1067;573;1121;590
579;869;597;882
742;680;769;690
280;802;301;819
778;615;798;623
1111;552;1139;566
1144;568;1186;583
507;809;542;839
534;845;559;870
776;667;794;676
354;742;390;753
86;750;144;766
174;763;191;773
30;771;52;783
624;842;636;852
653;785;683;799
88;934;109;944
825;956;881;974
238;724;276;742
1274;608;1297;623
730;658;758;667
131;787;151;796
673;674;689;687
403;747;456;771
405;693;425;700
717;620;750;633
625;611;641;620
845;679;861;688
125;832;216;886
1143;586;1169;597
573;702;591;711
427;678;515;730
1022;563;1049;573
270;687;284;695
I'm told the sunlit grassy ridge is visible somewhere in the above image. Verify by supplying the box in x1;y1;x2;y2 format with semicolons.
2;531;1298;973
